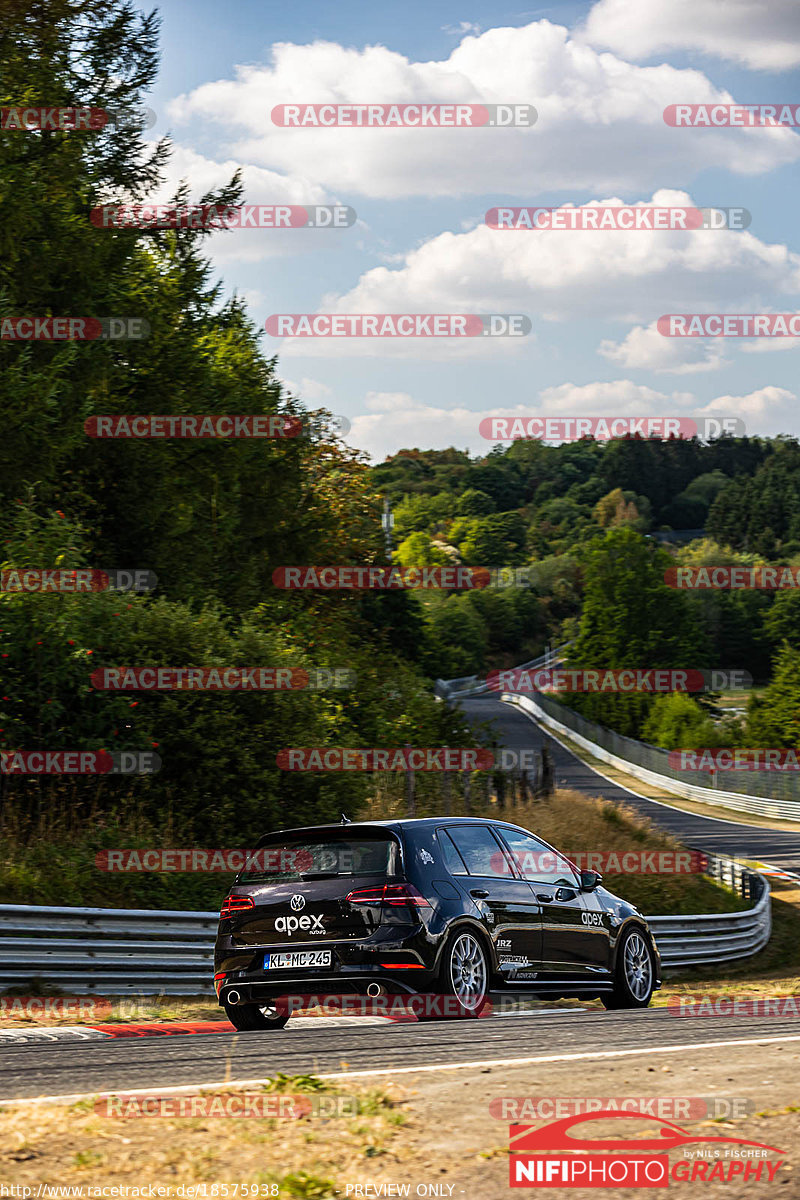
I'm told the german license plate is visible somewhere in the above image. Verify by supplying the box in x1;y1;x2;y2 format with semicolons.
264;950;332;970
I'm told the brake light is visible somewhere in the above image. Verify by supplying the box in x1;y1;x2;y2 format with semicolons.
345;883;431;907
220;895;254;919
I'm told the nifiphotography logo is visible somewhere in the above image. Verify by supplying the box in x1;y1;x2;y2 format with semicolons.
508;1111;786;1187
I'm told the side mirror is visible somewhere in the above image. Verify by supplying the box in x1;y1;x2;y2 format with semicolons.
580;869;602;892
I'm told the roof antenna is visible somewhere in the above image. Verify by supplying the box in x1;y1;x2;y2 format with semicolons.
340;812;351;824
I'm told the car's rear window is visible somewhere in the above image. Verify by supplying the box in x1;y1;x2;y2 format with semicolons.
237;834;401;883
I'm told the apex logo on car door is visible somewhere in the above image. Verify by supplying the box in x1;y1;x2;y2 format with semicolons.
495;828;611;978
439;824;542;971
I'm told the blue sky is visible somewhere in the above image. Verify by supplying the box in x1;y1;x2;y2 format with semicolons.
140;0;800;459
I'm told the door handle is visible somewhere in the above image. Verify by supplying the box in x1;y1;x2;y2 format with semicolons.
470;889;490;899
536;893;553;902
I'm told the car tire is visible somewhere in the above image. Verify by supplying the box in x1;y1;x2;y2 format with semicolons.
601;926;655;1010
418;929;492;1020
223;999;291;1031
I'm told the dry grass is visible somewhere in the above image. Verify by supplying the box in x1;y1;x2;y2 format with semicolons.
0;1077;410;1196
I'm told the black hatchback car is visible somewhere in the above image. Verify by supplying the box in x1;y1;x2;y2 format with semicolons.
214;817;661;1030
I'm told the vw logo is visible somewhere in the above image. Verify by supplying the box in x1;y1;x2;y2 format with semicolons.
290;894;305;912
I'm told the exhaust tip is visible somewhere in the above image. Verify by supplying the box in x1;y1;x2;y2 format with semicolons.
366;982;384;998
227;989;241;1005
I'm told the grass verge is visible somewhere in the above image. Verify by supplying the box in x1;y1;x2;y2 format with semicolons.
0;1076;409;1195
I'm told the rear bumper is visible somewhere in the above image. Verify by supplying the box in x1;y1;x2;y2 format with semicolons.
216;931;437;1005
219;971;434;1006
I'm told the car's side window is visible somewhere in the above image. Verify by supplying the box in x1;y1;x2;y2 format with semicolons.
437;830;468;875
497;828;579;887
446;825;514;878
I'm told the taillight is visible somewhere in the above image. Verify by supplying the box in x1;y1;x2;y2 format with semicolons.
345;883;431;907
220;895;254;919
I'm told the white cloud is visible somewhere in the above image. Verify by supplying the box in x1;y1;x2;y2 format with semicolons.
582;0;800;71
279;375;335;401
598;321;729;373
272;190;800;360
238;287;267;309
167;24;800;199
442;21;482;36
347;383;800;459
535;380;696;410
350;393;487;459
694;386;797;434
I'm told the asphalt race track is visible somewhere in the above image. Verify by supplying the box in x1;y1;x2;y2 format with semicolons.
2;1009;800;1102
459;694;800;874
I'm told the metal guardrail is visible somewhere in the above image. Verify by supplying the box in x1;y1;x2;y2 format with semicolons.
504;689;800;821
0;904;218;995
438;648;800;817
647;857;771;967
435;644;569;701
0;855;771;994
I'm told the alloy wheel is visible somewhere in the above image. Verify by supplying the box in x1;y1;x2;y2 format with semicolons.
449;932;487;1011
623;932;652;1001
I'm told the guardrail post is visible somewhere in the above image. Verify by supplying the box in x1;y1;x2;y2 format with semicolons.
539;746;554;797
405;758;416;818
